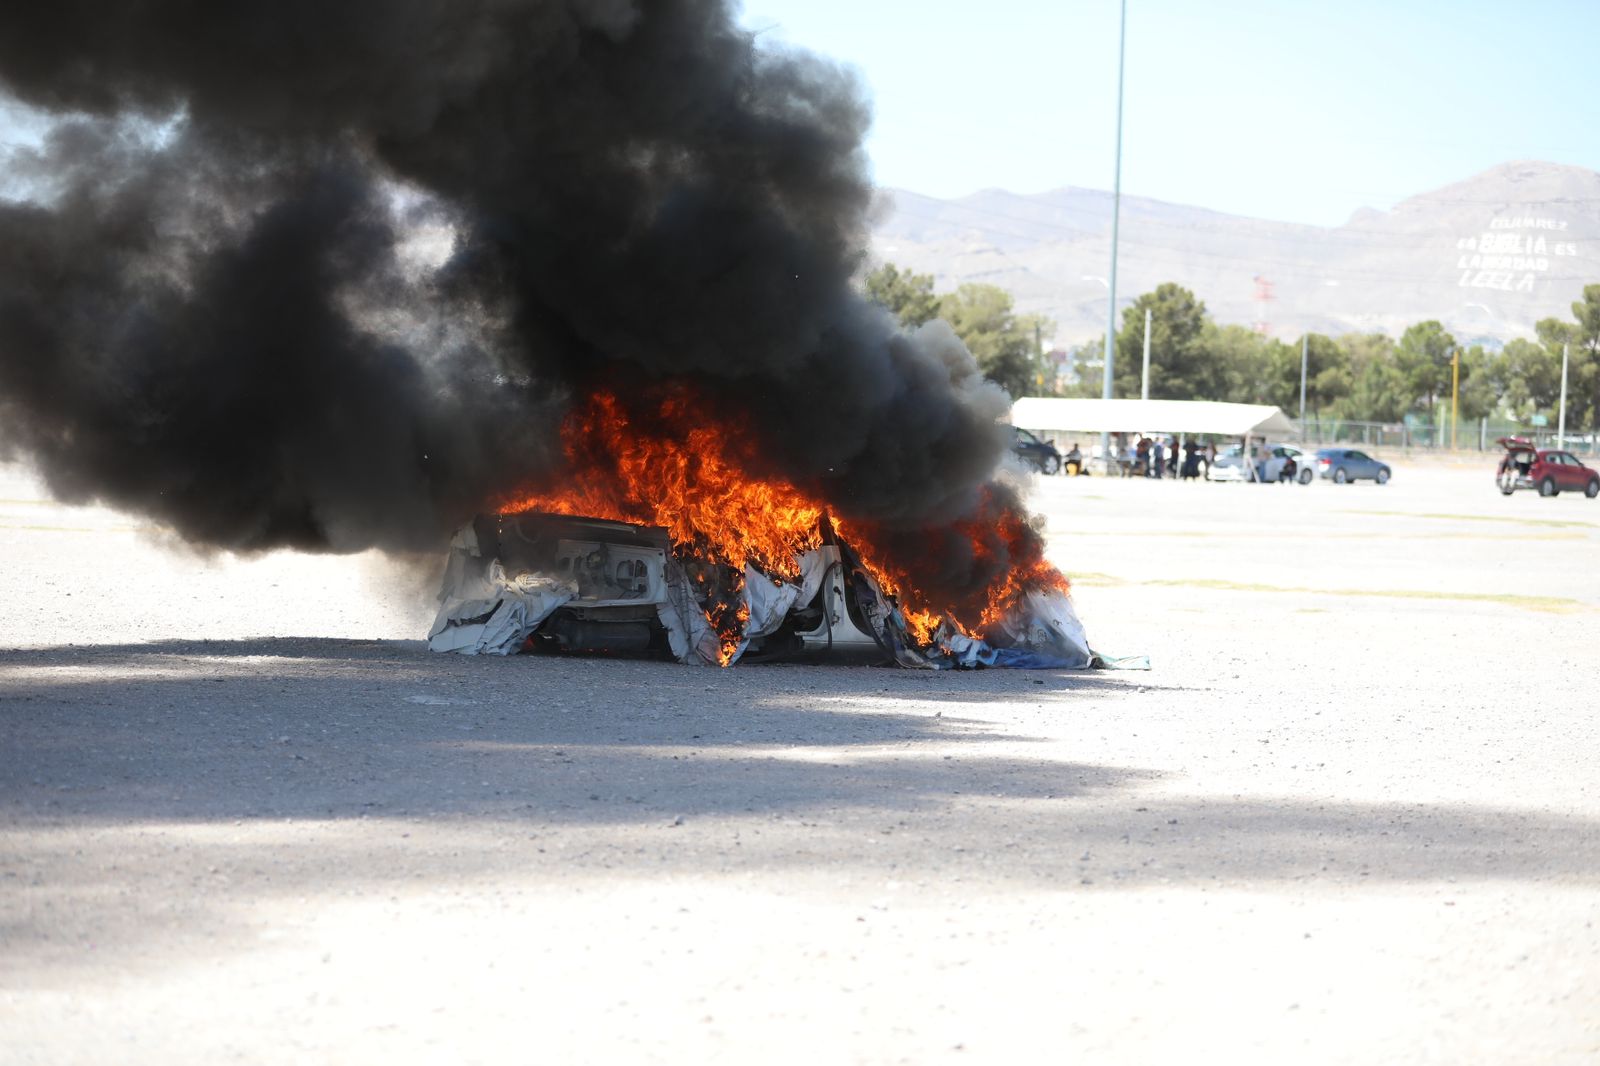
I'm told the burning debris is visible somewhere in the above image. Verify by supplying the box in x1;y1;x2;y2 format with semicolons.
428;511;1096;670
0;2;1111;667
428;385;1103;669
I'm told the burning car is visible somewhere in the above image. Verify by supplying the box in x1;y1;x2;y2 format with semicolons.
423;387;1113;670
1496;438;1600;498
429;510;1098;670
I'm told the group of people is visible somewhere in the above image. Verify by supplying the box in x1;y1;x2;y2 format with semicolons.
1056;435;1267;481
1108;435;1213;480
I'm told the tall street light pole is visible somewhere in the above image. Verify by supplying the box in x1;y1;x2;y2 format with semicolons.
1140;306;1152;401
1298;334;1308;434
1558;343;1570;449
1450;348;1460;450
1099;0;1127;473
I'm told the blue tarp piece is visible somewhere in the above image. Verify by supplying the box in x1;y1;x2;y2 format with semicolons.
987;647;1082;670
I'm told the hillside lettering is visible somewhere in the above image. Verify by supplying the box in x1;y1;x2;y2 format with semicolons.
1456;216;1569;291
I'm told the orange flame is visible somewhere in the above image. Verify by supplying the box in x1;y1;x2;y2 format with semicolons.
974;505;1072;630
501;389;825;577
499;386;1069;661
837;491;1069;645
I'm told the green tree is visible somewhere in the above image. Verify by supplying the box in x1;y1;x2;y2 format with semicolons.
1257;337;1304;408
1287;334;1353;418
1329;333;1401;421
936;283;1047;400
1564;285;1600;430
1572;284;1600;356
1113;284;1223;399
1343;359;1411;423
1338;332;1398;370
1534;315;1577;352
1394;320;1457;415
1498;337;1563;419
1456;345;1500;422
1203;320;1273;403
863;263;939;329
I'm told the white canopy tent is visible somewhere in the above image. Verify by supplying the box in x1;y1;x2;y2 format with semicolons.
1009;398;1295;439
1009;398;1297;481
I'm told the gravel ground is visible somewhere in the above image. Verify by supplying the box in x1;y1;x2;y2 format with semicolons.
2;456;1597;1064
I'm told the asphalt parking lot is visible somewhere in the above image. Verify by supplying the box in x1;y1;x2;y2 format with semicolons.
2;455;1597;1064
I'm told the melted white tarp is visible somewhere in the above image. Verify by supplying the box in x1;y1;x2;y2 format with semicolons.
428;527;579;654
655;556;724;666
427;559;576;655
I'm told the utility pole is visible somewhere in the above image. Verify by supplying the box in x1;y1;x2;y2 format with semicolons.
1034;321;1044;392
1099;0;1127;473
1450;348;1460;451
1298;334;1308;435
1140;306;1152;401
1558;342;1570;449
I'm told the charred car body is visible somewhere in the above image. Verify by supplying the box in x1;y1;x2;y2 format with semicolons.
429;512;1096;670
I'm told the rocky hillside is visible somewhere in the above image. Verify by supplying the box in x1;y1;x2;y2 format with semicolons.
869;161;1600;349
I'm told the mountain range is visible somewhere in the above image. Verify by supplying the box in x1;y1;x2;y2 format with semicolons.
868;161;1600;351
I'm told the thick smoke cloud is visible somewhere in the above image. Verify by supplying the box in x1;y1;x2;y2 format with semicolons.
0;1;1018;577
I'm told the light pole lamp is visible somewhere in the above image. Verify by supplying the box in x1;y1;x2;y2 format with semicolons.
1100;0;1128;474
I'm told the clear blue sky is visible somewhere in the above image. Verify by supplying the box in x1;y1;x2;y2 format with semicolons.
742;0;1600;227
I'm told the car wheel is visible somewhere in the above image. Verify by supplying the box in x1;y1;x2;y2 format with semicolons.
1041;454;1060;476
1333;468;1348;484
1298;468;1313;485
1587;478;1600;499
1540;476;1558;497
1375;468;1390;485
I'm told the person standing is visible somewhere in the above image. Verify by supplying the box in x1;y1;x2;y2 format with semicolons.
1152;438;1165;479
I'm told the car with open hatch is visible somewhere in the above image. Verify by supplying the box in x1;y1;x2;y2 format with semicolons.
1496;437;1600;498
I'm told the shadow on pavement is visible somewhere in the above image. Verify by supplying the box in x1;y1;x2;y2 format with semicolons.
6;636;1594;978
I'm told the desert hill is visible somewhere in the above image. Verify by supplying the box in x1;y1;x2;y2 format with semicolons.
869;161;1600;349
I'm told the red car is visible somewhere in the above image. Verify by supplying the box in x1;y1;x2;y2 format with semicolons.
1497;437;1600;498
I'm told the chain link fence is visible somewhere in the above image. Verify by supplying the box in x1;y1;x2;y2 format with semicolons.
1292;418;1598;457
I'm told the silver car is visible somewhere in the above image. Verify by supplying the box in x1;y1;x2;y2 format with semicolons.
1206;443;1314;484
1314;447;1392;485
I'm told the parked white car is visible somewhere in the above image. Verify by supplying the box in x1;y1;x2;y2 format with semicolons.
1206;443;1314;484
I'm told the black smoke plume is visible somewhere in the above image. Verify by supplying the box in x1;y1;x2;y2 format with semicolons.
0;1;1037;608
